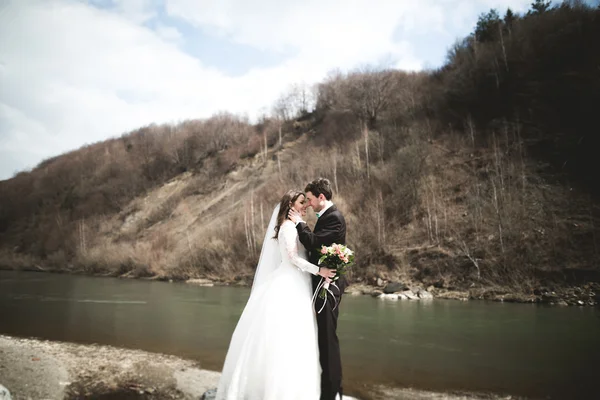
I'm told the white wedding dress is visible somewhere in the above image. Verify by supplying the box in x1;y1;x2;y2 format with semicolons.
216;212;321;400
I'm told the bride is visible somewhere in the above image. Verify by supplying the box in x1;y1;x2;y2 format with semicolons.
216;190;336;400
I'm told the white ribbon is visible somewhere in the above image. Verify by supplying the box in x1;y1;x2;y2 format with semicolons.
311;277;339;314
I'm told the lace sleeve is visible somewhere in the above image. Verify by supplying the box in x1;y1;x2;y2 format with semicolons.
281;222;319;275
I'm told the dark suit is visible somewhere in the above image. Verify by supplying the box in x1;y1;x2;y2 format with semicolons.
296;205;347;400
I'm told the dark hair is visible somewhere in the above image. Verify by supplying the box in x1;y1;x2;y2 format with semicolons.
273;190;305;239
304;178;333;200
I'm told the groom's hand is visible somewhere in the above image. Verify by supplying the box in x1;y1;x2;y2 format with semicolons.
318;267;336;279
288;208;303;224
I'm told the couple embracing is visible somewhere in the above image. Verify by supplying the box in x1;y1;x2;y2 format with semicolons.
216;178;348;400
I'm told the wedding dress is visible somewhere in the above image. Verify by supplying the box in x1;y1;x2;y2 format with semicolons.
216;206;321;400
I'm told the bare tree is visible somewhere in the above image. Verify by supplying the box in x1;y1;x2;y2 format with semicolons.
272;95;292;122
289;82;315;115
333;67;403;129
272;82;316;121
316;66;408;179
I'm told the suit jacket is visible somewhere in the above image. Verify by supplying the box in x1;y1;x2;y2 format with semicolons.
296;205;347;291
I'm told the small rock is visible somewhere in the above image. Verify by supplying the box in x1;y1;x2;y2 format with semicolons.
201;388;217;400
401;290;419;300
412;286;424;294
383;282;408;294
418;290;433;299
378;294;398;301
376;278;384;287
371;290;383;298
186;278;214;287
541;293;559;303
501;294;525;303
0;385;12;400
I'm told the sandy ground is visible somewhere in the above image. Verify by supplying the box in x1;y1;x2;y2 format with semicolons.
0;335;518;400
0;335;219;400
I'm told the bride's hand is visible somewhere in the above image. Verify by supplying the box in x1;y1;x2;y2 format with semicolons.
318;267;336;279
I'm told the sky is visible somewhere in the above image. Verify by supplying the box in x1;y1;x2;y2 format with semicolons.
0;0;536;180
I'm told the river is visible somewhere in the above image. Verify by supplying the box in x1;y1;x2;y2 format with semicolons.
1;270;598;399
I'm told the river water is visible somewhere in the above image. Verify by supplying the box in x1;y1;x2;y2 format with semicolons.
1;270;599;399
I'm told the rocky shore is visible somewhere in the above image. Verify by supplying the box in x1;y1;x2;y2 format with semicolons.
0;335;523;400
341;281;600;307
123;272;600;307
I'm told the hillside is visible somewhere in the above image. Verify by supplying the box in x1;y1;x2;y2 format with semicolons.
1;1;599;303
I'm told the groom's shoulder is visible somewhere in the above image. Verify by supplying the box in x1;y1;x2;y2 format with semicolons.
328;206;345;221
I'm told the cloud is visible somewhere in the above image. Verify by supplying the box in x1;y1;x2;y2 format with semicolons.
155;23;183;42
85;0;159;23
0;0;532;180
1;0;233;179
165;0;423;70
165;0;530;61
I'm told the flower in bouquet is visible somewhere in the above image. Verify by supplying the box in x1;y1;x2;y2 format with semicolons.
314;243;355;306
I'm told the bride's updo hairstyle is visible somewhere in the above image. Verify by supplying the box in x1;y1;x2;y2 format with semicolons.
273;190;304;239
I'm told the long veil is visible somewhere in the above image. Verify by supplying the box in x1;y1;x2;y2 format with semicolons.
250;204;281;294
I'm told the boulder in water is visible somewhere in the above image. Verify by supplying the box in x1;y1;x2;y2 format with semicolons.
383;282;408;294
401;290;419;300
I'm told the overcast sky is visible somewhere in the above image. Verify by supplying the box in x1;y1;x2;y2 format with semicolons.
0;0;535;180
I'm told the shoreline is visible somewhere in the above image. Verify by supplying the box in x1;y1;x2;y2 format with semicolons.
0;335;220;400
0;335;521;400
2;266;598;307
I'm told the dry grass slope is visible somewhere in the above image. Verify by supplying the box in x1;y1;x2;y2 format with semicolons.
1;2;598;298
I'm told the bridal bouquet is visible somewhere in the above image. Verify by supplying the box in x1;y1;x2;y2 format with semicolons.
314;244;355;309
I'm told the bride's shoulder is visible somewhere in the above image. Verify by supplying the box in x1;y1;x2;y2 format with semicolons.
280;220;298;232
281;219;295;228
277;220;294;239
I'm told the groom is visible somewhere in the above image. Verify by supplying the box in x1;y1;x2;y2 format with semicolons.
289;178;347;400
